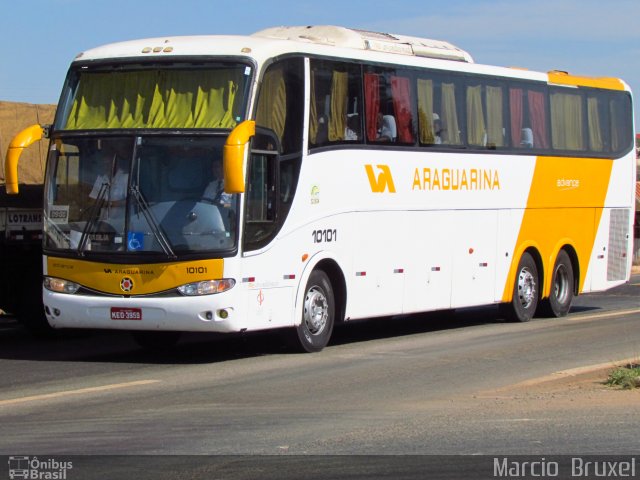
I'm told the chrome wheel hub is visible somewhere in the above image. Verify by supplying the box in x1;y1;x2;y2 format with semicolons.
303;286;328;335
517;267;536;309
554;265;569;303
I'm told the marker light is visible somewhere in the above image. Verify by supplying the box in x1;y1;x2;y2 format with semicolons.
44;276;80;294
177;279;236;296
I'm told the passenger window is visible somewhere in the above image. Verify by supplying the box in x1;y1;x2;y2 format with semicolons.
417;78;436;144
439;82;462;145
466;83;505;148
509;86;549;149
586;94;608;152
417;77;462;146
417;75;462;146
609;94;633;153
364;68;415;144
550;90;586;151
309;60;362;147
255;58;304;155
243;129;281;252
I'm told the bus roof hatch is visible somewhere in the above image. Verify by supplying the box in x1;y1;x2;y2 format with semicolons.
252;25;474;63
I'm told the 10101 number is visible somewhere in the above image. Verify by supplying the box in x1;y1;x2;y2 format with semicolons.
312;229;337;243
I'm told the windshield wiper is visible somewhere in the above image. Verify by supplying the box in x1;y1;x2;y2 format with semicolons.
78;180;110;254
129;185;176;259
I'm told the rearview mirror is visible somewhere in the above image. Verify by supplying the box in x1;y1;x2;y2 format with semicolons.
223;120;255;194
5;124;45;194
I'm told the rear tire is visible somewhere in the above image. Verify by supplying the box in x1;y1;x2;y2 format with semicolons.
539;250;574;317
289;270;335;353
502;252;539;322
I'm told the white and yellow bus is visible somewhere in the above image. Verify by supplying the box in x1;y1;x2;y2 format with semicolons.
5;26;636;351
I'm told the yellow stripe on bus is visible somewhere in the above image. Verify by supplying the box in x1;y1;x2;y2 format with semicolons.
502;156;613;302
547;71;625;91
47;257;224;295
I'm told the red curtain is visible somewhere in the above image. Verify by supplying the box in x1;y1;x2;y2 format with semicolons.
528;90;548;149
391;76;414;143
364;73;380;142
509;88;523;147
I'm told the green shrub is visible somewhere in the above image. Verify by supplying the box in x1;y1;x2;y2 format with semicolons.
606;365;640;389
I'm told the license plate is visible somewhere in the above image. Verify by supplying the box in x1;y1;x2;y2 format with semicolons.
110;307;142;320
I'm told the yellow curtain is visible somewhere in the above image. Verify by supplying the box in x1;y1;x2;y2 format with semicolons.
466;85;485;146
328;71;348;141
550;92;584;150
255;66;287;140
587;97;603;152
486;86;504;147
65;70;241;129
309;71;318;144
441;83;461;145
417;78;434;144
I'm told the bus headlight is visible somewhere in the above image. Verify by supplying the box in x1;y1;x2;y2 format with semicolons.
177;279;236;296
44;276;81;294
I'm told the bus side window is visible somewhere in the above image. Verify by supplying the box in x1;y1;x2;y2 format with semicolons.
364;67;416;145
418;74;463;147
466;82;506;149
255;58;304;155
608;93;633;153
243;149;278;251
248;57;305;252
309;59;363;148
438;80;462;146
550;89;586;152
509;85;549;150
586;94;607;153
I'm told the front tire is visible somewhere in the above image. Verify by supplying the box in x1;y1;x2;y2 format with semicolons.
291;270;335;353
502;252;539;322
539;250;574;317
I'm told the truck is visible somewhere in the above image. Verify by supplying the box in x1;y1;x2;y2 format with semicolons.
0;101;55;333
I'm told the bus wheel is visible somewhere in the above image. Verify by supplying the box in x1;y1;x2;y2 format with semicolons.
292;270;335;353
503;252;538;322
540;250;574;318
132;331;181;351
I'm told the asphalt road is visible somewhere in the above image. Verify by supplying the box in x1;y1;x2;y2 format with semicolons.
0;276;639;478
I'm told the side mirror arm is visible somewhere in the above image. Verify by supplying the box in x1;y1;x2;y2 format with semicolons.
5;124;45;194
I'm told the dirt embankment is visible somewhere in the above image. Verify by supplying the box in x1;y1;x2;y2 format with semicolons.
0;101;56;185
473;361;640;414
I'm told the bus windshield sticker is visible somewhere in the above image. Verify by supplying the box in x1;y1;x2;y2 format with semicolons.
127;232;144;251
48;205;69;224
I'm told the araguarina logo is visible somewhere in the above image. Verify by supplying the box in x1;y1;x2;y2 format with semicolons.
364;164;396;193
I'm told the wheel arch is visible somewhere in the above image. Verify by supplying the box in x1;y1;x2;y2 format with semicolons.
503;243;544;304
294;253;347;326
314;258;347;324
543;242;580;299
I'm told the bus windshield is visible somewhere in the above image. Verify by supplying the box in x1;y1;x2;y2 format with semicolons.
57;62;251;131
44;135;237;257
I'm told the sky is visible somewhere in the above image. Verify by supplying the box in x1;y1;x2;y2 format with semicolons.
2;0;639;127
